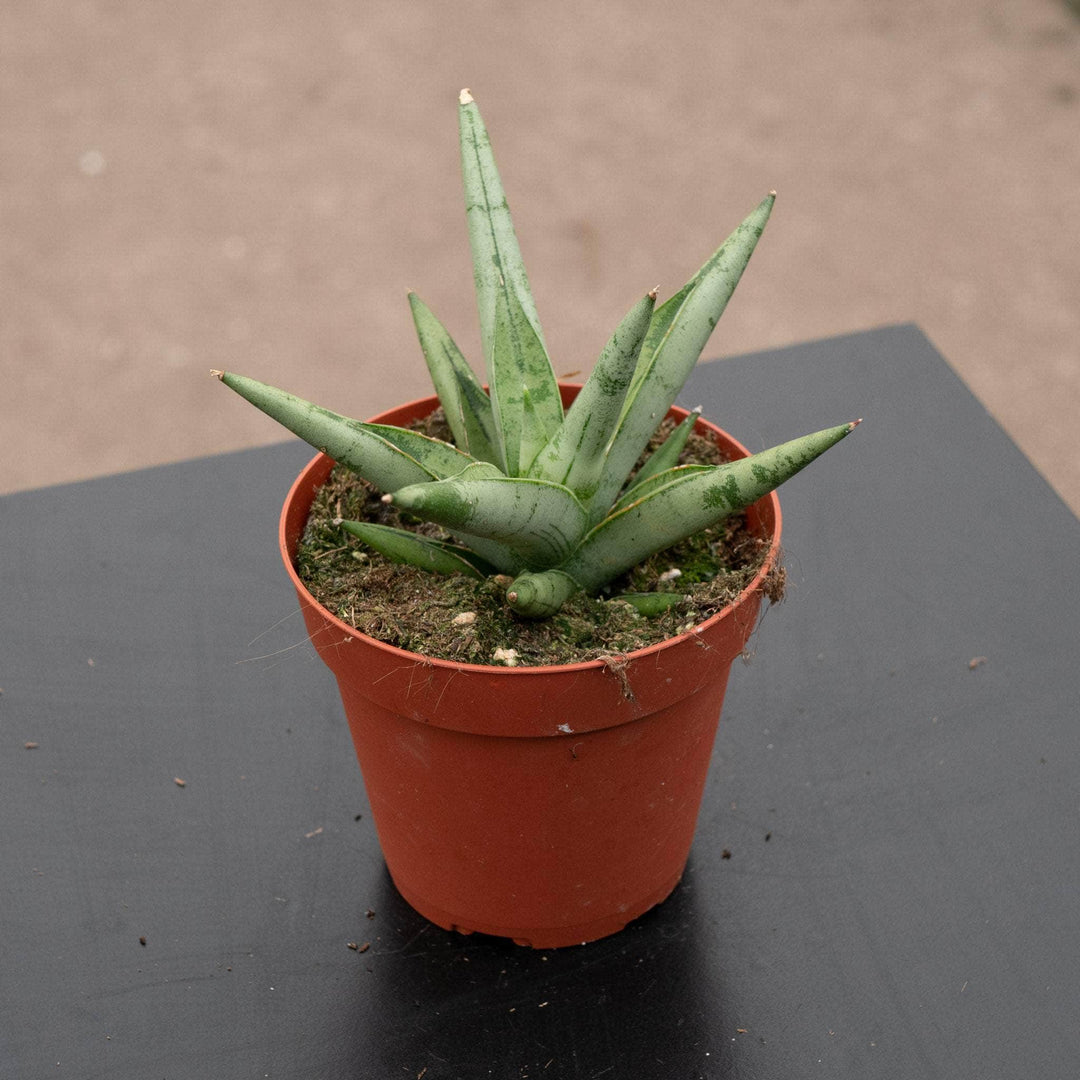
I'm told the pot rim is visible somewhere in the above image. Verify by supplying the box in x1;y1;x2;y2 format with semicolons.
278;386;783;675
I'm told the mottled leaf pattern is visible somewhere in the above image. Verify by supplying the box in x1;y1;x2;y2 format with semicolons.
214;93;859;617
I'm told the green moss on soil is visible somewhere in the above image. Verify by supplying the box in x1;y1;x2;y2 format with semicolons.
295;412;783;666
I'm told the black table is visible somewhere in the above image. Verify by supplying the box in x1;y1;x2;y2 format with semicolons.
4;325;1078;1079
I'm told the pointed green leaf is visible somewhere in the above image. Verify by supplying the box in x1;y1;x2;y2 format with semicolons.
458;89;562;473
565;420;858;591
621;282;694;413
407;292;500;465
458;88;550;362
212;371;476;489
624;408;702;493
339;521;493;579
591;193;776;513
388;474;588;570
529;290;656;494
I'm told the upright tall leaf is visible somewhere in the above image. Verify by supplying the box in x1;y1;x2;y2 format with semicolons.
458;88;562;470
589;192;776;514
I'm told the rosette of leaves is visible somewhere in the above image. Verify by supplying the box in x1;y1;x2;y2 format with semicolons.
214;89;858;618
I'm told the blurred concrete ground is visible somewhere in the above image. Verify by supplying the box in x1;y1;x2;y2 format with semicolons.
3;1;1079;510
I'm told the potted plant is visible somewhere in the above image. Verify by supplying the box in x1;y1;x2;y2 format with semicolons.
213;90;858;948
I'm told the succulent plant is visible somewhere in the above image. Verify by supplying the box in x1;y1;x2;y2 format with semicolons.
213;89;858;618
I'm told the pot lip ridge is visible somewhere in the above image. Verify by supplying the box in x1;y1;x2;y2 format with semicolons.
278;387;783;675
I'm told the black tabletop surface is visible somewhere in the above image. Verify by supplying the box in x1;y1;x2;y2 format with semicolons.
3;324;1078;1079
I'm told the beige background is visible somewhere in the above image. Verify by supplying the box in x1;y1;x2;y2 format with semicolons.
3;1;1078;511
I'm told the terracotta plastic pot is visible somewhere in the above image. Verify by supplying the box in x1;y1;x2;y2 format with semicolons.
278;386;781;948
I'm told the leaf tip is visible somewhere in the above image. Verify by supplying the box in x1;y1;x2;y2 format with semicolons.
209;369;224;380
849;418;863;430
459;88;474;105
380;493;394;504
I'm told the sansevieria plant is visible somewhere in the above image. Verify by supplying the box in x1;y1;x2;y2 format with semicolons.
213;89;858;618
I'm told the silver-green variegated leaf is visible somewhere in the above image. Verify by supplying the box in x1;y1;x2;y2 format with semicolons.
458;89;548;358
620;282;694;411
563;421;857;592
339;520;495;579
528;290;656;496
210;370;477;489
518;381;555;478
586;192;776;519
213;91;861;621
487;259;563;475
388;473;589;570
382;458;530;575
458;88;562;474
407;291;501;465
